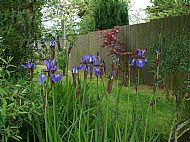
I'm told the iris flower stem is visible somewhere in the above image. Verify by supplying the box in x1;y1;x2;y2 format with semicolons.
155;61;159;113
44;84;48;142
87;90;90;142
52;86;57;142
137;68;140;99
30;81;36;142
115;75;119;141
66;56;69;88
105;92;109;141
144;93;154;142
124;64;131;141
96;76;101;141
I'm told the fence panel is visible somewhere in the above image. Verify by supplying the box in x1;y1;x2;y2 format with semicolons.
69;15;190;85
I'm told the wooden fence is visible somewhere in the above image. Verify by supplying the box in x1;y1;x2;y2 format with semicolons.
68;15;190;85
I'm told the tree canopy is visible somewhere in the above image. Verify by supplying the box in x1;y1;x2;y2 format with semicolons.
78;0;129;34
0;0;44;65
146;0;190;19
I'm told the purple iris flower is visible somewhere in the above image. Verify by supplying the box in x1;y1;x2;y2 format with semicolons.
136;48;146;58
38;74;47;83
80;64;89;72
94;67;100;77
43;59;57;74
128;57;136;66
28;62;35;69
81;54;96;65
81;55;89;64
50;38;55;47
72;66;78;74
136;59;148;68
52;73;62;82
77;64;84;71
128;49;148;68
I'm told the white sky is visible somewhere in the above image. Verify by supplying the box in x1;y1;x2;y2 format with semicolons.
129;0;152;24
43;0;152;29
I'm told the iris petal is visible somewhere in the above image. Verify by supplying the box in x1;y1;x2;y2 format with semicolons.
131;58;136;66
141;49;146;56
51;59;55;68
52;73;62;82
38;74;46;82
94;67;100;77
44;60;50;69
136;59;145;68
136;49;141;57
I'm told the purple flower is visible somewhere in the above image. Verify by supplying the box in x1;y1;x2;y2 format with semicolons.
89;54;96;64
52;73;62;82
94;67;100;77
50;38;55;47
43;59;57;73
128;57;136;66
136;49;146;58
81;55;89;64
81;54;96;65
72;66;78;74
136;59;148;68
80;64;89;72
77;64;84;71
28;62;35;69
38;74;46;83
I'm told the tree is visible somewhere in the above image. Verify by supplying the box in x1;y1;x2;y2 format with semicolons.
77;0;129;34
146;0;190;19
0;0;44;65
94;0;129;30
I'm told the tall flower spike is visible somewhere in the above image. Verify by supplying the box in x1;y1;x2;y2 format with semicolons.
156;49;160;65
27;62;35;81
108;72;114;93
111;59;115;71
103;60;106;75
72;66;77;88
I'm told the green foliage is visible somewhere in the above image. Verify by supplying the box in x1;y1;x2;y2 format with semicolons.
149;31;190;134
0;57;33;141
146;0;190;19
0;0;44;65
150;31;190;90
94;0;129;30
77;0;129;34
